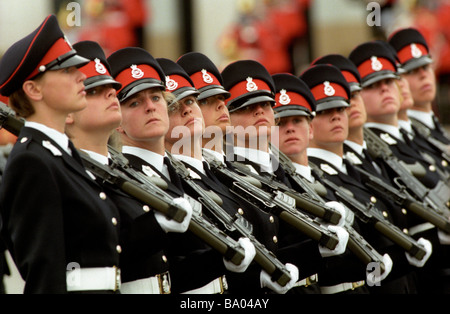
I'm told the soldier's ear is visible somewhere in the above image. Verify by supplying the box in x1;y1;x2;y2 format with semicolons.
116;125;124;134
65;113;74;125
22;80;43;102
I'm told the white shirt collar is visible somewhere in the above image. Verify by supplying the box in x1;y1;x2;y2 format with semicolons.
365;122;402;140
25;121;71;155
81;149;109;165
344;140;364;156
172;154;206;175
122;146;166;174
307;147;346;173
398;119;414;135
234;146;274;173
407;109;435;129
292;162;314;183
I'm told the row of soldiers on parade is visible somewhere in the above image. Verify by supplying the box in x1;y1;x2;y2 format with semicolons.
0;14;449;294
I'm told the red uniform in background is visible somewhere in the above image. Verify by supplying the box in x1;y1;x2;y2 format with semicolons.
76;0;148;56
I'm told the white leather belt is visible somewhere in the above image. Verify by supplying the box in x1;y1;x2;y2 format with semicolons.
182;276;228;294
66;266;121;292
120;271;171;294
320;280;365;294
294;274;318;287
409;222;435;236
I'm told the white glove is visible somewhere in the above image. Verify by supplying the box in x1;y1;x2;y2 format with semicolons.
223;237;256;273
406;237;432;267
260;263;299;294
438;229;450;245
319;225;349;257
324;201;347;227
366;254;393;286
154;197;193;233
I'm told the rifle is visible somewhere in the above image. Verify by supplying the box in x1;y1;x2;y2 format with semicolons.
364;127;450;214
354;165;450;234
310;163;428;261
165;151;293;287
0;101;245;266
201;150;340;252
270;148;387;272
410;118;450;162
227;157;341;225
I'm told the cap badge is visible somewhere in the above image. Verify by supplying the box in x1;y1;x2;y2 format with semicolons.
246;77;258;92
371;56;383;71
130;65;144;79
323;81;335;96
279;89;291;105
94;58;107;74
201;69;213;83
411;43;422;58
165;75;178;91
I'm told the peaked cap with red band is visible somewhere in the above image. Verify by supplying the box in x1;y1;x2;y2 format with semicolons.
300;64;350;112
388;27;433;73
156;57;199;105
0;14;89;97
348;41;399;88
177;52;230;101
221;60;275;113
312;54;362;93
272;73;316;119
107;47;165;103
72;41;121;91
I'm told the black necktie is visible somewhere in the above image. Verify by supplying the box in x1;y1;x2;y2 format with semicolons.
400;128;414;146
432;115;446;135
163;157;185;192
68;140;83;165
363;148;374;163
163;157;175;180
343;158;361;182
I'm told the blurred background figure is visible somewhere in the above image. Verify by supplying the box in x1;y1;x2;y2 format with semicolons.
56;0;148;56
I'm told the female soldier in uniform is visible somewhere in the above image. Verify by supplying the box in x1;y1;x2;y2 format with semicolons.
0;15;122;293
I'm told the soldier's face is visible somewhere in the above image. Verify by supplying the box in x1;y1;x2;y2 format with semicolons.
118;88;170;144
402;64;436;106
165;95;205;146
347;90;367;130
360;78;400;120
397;76;414;111
72;84;121;131
197;94;230;133
310;107;348;146
229;101;275;142
37;66;87;114
277;115;312;157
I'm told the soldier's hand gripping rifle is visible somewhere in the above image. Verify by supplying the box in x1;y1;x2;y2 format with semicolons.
107;146;251;266
165;151;292;287
310;163;428;262
272;147;387;273
0;101;245;266
201;150;340;252
364;127;450;214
